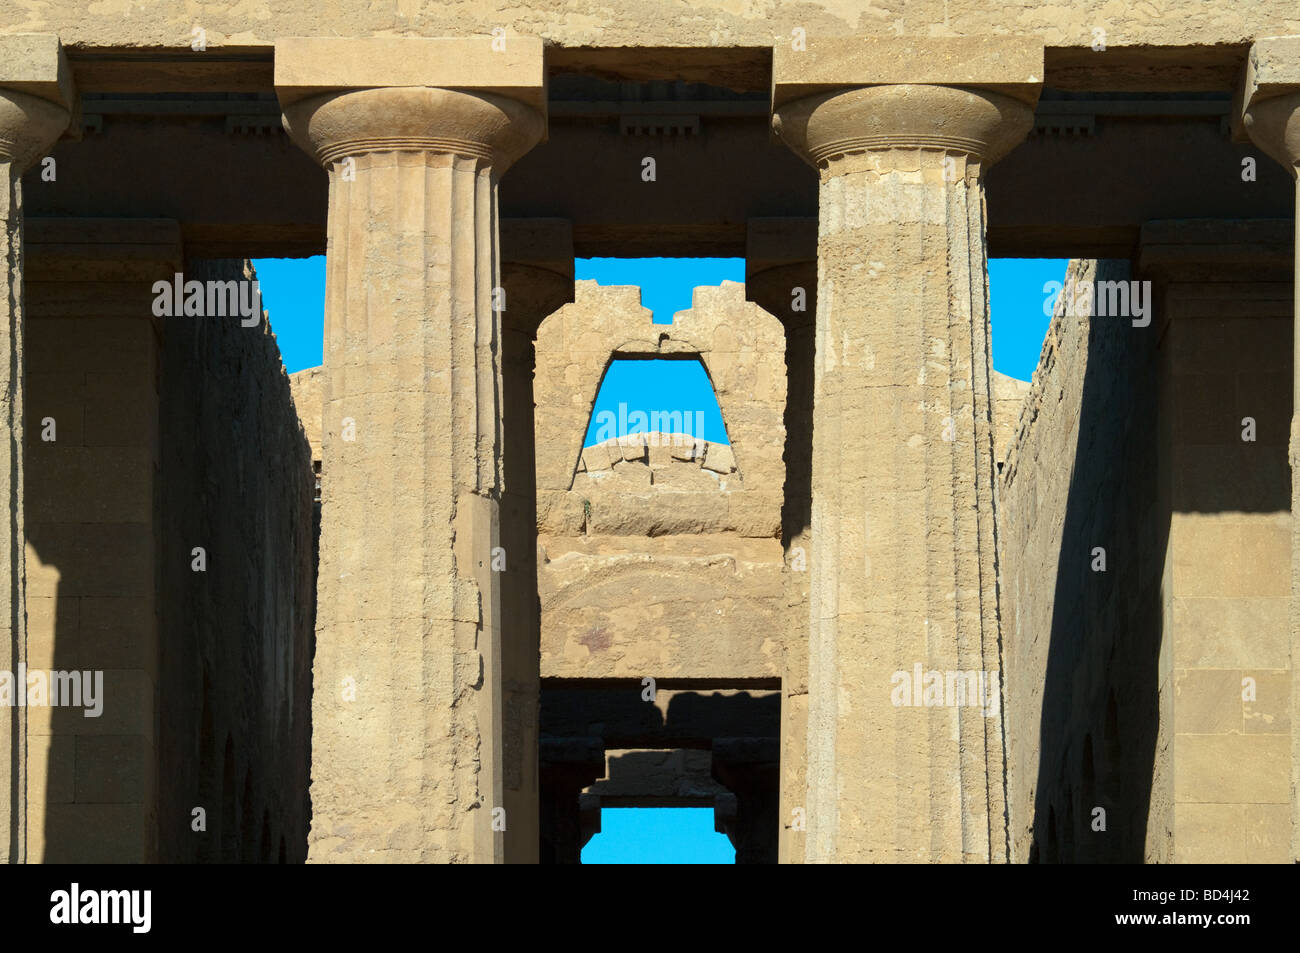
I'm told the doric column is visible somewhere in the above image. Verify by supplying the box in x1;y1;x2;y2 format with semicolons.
745;217;817;865
1239;35;1300;864
0;35;74;864
770;38;1041;862
276;38;546;863
498;219;574;864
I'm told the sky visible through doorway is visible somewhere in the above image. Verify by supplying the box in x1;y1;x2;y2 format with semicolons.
252;254;1067;863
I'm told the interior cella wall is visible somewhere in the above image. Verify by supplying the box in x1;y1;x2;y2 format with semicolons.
156;257;315;863
18;236;314;861
1000;246;1295;864
1000;258;1169;863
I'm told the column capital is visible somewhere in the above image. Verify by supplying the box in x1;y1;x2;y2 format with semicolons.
275;36;546;173
1238;36;1300;175
770;37;1041;174
0;34;76;173
772;83;1036;174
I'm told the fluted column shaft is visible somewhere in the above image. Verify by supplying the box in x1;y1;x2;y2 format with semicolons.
0;83;69;864
283;86;543;862
774;84;1032;862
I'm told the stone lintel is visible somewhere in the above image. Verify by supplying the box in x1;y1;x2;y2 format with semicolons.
745;217;816;277
541;688;781;748
539;736;606;766
500;217;574;279
24;217;183;282
771;36;1044;111
274;36;547;117
0;34;76;111
712;736;781;765
1139;218;1295;282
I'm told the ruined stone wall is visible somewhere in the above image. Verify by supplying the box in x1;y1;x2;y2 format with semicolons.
533;279;786;680
1000;258;1168;863
289;366;322;464
157;258;314;863
992;371;1031;474
744;254;813;864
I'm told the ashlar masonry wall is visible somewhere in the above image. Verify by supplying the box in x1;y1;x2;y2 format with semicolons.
1001;242;1295;864
1000;258;1168;863
20;232;314;862
533;279;787;680
157;257;315;863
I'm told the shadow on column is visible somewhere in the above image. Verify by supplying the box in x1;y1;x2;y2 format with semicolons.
500;248;574;863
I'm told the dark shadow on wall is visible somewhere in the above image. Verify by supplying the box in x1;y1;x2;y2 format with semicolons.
20;235;176;863
24;251;314;862
500;256;574;864
1027;244;1294;862
154;258;315;863
1028;259;1167;863
538;682;780;863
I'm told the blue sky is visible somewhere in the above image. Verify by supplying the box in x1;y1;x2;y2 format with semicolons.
582;808;735;864
254;255;1066;383
252;253;1067;863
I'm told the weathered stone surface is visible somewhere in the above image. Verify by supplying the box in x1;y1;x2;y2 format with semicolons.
289;367;323;465
533;279;787;695
283;75;547;864
776;81;1032;863
5;4;1297;60
1000;258;1169;864
4;22;1300;867
539;535;784;679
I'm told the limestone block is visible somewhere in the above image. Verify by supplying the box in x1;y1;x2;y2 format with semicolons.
1173;668;1242;734
1244;804;1291;863
74;735;147;803
771;36;1045;109
646;439;669;468
1173;804;1247;863
672;438;704;462
581;445;611;473
78;598;156;672
1173;735;1290;803
25;669;154;738
24;596;76;671
650;464;722;492
1171;516;1290;598
1171;597;1289;669
0;33;76;110
27;734;74;807
1243;669;1290;734
538;536;785;680
606;460;652;489
617;433;647;463
702;443;736;474
275;36;547;112
40;804;147;863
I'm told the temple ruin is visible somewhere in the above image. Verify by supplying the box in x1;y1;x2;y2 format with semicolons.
1;4;1299;863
